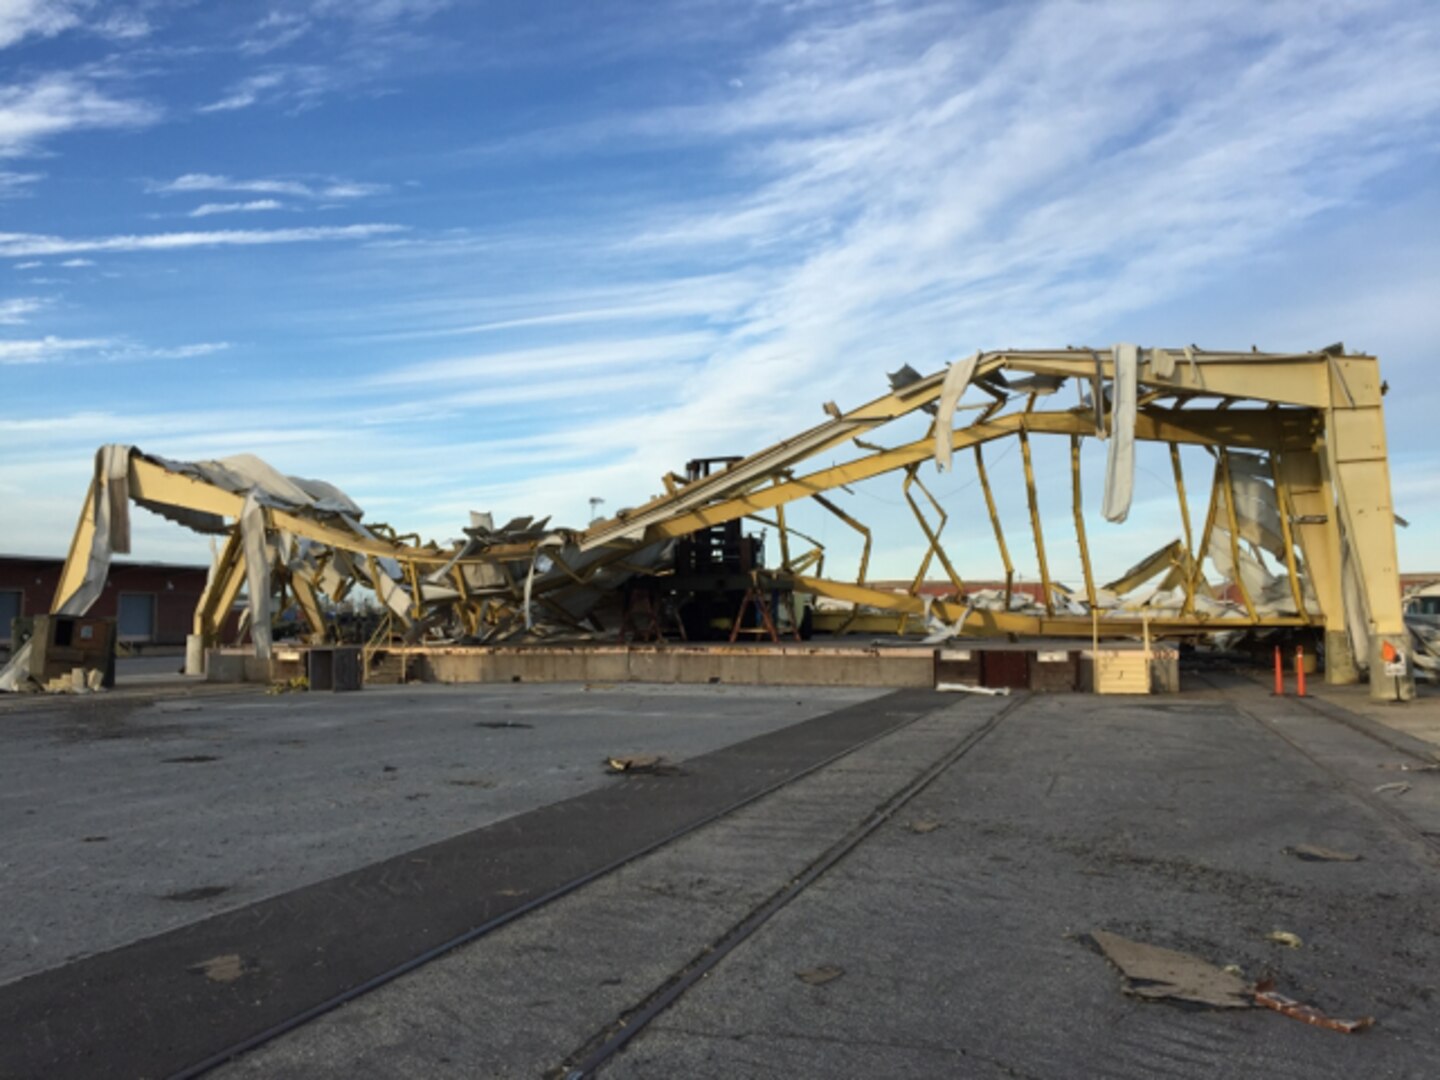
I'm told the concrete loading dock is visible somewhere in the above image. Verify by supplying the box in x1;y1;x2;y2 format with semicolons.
203;639;1182;694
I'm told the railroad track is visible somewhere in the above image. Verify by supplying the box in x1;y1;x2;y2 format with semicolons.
173;690;1019;1079
557;690;1029;1079
0;687;1025;1080
1196;673;1440;861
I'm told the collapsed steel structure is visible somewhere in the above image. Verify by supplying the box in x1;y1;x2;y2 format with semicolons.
0;344;1416;701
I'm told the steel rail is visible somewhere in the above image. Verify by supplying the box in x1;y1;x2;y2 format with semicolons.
558;691;1031;1079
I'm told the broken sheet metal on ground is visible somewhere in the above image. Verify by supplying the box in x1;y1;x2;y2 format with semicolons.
1092;930;1374;1033
0;345;1414;700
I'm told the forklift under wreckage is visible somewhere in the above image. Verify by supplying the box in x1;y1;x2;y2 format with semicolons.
0;344;1418;702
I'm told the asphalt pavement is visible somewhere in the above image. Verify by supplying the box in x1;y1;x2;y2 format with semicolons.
2;676;1437;1079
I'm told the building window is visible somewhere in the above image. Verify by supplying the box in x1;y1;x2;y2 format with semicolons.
117;592;156;642
0;589;20;644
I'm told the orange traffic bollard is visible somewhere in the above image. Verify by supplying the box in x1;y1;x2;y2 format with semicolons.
1296;645;1306;697
1274;646;1284;696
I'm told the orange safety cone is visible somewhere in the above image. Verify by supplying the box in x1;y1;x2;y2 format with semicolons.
1273;646;1285;696
1296;645;1306;697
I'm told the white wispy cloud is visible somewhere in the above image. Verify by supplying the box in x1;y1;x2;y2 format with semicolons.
364;331;718;387
559;0;1440;457
137;341;230;360
314;0;456;23
0;335;231;366
324;0;1440;570
0;169;42;196
0;296;45;323
0;0;80;49
353;272;757;342
0;1;151;49
240;11;312;56
198;70;296;113
0;223;403;257
150;172;388;199
188;199;284;217
197;63;362;114
91;9;150;41
4;1;1440;577
237;0;453;56
0;73;159;156
58;256;92;267
0;335;111;364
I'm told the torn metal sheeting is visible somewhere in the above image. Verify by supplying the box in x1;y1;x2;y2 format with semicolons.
1091;930;1252;1009
1253;980;1375;1034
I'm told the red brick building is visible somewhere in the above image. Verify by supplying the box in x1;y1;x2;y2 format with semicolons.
0;554;211;650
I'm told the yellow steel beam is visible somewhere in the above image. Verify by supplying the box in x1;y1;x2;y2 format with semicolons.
1168;443;1196;612
1268;451;1309;624
811;493;872;585
52;478;98;612
795;575;1307;637
901;466;963;597
635;407;1313;550
1277;446;1352;681
1185;460;1222;617
289;570;326;644
1322;358;1410;698
1071;435;1096;609
986;349;1337;408
192;529;244;640
1218;449;1259;622
975;443;1015;606
1018;428;1052;615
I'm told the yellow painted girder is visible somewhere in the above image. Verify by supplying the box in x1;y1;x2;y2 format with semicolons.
636;407;1318;546
795;575;1307;639
52;479;98;611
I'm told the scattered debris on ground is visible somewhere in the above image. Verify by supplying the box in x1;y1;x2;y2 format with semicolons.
1092;931;1375;1034
1373;781;1411;796
1253;980;1375;1033
1090;930;1251;1008
795;965;845;986
1267;930;1304;949
906;818;943;834
188;954;247;983
35;668;107;695
605;754;682;775
1288;844;1362;862
935;682;1010;696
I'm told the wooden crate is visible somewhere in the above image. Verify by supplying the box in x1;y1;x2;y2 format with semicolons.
1079;645;1180;695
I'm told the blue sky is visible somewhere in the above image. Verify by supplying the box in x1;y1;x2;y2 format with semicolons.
2;0;1439;583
